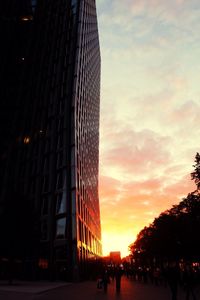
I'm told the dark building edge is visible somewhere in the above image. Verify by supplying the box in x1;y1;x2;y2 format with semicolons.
0;0;102;282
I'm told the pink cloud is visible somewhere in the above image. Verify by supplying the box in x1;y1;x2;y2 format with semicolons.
128;0;192;18
164;174;196;196
100;173;195;225
170;101;200;123
99;170;196;255
101;126;172;174
124;178;162;193
97;0;200;256
99;175;121;202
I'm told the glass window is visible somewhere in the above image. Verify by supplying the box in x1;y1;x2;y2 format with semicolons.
78;194;80;214
45;138;50;153
58;117;64;132
56;191;66;214
78;219;81;241
30;160;36;174
89;231;91;248
56;151;63;168
71;167;75;188
41;196;48;215
55;218;66;239
72;216;76;240
55;246;67;260
71;190;76;214
31;0;37;13
41;220;48;240
43;156;49;174
60;99;65;112
31;179;36;194
56;171;63;190
84;226;87;244
42;175;49;192
57;133;63;149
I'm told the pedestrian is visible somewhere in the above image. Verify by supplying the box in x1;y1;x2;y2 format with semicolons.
183;264;197;300
153;267;160;286
97;277;103;289
115;266;122;293
102;269;109;292
166;262;180;300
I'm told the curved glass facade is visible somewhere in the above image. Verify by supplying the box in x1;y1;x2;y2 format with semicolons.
73;0;102;276
0;0;101;281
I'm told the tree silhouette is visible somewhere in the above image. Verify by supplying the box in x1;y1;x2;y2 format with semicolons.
191;152;200;191
130;154;200;264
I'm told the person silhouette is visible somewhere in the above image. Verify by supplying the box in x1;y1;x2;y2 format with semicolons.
166;262;180;300
183;264;197;300
115;266;122;293
102;269;109;292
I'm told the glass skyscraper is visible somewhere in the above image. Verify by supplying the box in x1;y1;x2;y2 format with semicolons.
0;0;101;281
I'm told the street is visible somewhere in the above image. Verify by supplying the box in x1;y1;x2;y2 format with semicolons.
1;276;200;300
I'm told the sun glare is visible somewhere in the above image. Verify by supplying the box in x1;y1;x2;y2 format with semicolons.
102;232;136;258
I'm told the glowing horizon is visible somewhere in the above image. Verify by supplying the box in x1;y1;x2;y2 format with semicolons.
97;0;200;257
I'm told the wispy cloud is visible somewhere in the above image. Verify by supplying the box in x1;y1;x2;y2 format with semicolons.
97;0;200;256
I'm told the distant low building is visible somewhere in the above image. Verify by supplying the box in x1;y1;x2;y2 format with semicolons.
110;251;121;265
122;256;132;264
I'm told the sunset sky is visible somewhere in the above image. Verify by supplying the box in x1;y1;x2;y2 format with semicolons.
96;0;200;257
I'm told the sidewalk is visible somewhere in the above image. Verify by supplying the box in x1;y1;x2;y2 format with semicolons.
0;276;200;300
0;281;71;300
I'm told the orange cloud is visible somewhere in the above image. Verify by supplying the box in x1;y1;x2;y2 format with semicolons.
99;168;196;256
97;0;200;257
101;126;172;176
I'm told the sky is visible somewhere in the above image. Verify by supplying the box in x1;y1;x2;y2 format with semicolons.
96;0;200;257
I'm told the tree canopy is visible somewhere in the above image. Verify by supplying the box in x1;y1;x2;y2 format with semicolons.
130;153;200;263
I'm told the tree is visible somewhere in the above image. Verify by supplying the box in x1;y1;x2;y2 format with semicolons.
191;152;200;191
130;153;200;263
130;193;200;263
